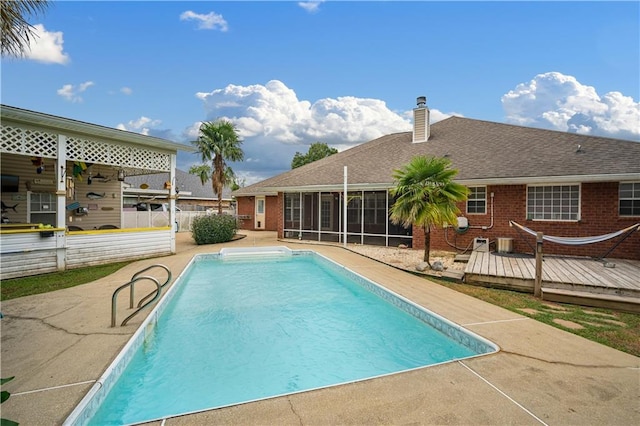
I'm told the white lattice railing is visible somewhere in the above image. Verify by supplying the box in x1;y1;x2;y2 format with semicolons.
1;124;171;172
66;136;170;171
1;125;58;158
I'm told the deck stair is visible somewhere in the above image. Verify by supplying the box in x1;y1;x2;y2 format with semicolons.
454;254;471;263
541;287;640;314
441;270;465;282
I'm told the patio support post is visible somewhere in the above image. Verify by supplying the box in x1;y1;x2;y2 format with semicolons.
343;166;347;247
534;232;543;297
169;153;177;253
55;135;68;271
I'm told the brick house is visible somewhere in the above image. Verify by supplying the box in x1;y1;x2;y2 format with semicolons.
233;97;640;260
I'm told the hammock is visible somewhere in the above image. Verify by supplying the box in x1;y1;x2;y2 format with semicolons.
509;221;640;246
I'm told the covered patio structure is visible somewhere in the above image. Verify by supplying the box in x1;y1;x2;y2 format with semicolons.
0;105;192;279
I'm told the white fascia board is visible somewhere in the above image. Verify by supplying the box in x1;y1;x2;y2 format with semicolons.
232;190;278;197
266;182;391;193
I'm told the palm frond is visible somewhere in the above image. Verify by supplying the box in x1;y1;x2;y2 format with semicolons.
1;0;50;57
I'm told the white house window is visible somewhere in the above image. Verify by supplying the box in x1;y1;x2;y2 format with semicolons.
364;191;386;224
467;187;486;214
527;184;580;221
347;194;361;224
284;193;300;224
619;182;640;216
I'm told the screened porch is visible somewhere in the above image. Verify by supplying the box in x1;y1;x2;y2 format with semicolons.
282;190;412;247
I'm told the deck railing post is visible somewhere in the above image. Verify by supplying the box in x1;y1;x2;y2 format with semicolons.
534;232;543;297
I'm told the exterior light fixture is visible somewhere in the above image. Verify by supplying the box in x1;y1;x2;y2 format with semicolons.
117;169;125;181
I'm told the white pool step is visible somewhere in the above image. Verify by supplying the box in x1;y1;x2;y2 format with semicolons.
219;246;293;259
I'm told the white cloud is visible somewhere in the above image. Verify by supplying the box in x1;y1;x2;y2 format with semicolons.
192;80;456;184
502;72;640;140
179;10;228;31
298;1;324;13
57;81;94;103
120;87;133;95
117;116;163;136
196;80;413;145
24;24;69;64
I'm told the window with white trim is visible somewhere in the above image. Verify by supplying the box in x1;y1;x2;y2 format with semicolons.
619;182;640;216
527;184;580;221
467;187;486;214
284;193;300;225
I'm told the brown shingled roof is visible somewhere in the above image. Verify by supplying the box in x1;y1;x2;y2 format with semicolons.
233;116;640;196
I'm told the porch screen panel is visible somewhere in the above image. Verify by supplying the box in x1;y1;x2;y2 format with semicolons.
346;191;362;233
284;193;300;229
302;192;318;231
363;191;387;234
388;196;413;237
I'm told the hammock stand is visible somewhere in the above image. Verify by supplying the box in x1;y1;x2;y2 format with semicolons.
509;221;640;260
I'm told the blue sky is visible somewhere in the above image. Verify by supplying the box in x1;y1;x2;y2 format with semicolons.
2;1;639;184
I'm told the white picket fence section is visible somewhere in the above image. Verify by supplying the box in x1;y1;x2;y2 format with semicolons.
122;211;209;232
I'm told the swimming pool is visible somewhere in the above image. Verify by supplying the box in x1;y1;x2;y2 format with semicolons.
65;247;498;425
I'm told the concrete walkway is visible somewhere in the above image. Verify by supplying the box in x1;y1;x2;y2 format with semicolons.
1;231;638;425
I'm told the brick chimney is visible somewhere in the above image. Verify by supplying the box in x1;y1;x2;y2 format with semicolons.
413;96;430;143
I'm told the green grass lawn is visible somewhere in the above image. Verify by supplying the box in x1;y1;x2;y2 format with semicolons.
1;261;132;301
433;278;640;357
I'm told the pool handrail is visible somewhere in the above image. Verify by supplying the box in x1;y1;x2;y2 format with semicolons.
111;264;171;327
133;264;172;308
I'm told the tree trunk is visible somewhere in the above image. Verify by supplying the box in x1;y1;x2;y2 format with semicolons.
423;225;431;265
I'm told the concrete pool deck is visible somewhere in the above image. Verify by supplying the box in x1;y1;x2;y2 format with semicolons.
1;231;638;425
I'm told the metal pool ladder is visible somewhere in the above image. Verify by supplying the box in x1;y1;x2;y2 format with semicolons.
111;264;172;327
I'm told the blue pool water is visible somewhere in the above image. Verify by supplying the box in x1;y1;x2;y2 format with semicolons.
77;250;496;425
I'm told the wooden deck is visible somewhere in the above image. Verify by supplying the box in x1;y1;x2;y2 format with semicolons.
464;251;640;312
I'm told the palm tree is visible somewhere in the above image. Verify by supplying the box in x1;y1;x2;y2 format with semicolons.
190;120;244;214
389;156;469;265
1;0;49;58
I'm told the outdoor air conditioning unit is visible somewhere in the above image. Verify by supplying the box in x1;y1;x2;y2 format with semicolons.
473;237;489;252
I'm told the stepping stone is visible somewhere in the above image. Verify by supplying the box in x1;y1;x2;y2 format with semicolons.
542;302;569;311
553;319;584;329
583;310;617;318
518;308;539;315
454;254;470;262
583;322;608;328
599;318;627;327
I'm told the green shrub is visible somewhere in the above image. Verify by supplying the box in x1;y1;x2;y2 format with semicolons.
191;214;238;245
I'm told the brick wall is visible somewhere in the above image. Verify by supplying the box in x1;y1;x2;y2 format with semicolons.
265;195;279;231
235;195;279;231
418;183;639;260
276;192;284;238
